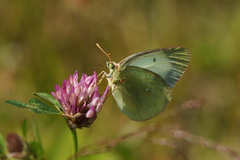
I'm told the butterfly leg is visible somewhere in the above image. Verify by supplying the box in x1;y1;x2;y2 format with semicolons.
112;84;118;92
97;71;107;85
97;70;105;78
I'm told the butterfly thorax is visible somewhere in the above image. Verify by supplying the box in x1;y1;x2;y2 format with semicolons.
106;61;123;90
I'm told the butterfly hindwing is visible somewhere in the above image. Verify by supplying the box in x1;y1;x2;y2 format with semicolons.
111;66;172;121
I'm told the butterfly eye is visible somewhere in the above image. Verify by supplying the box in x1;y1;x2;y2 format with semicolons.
108;63;115;69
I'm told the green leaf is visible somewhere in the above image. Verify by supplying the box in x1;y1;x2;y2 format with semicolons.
28;98;61;115
0;132;6;156
34;92;62;112
5;99;61;115
22;119;27;139
5;100;35;109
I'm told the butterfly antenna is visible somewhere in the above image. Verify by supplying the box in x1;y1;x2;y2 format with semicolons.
96;43;112;62
94;64;106;71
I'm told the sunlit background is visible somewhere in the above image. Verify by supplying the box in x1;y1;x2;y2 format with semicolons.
1;0;240;159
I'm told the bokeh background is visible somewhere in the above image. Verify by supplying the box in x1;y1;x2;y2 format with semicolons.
1;0;240;159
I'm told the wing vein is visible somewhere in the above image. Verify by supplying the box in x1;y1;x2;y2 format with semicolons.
169;56;190;62
169;61;189;67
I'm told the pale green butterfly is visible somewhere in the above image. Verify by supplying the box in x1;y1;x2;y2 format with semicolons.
98;44;190;121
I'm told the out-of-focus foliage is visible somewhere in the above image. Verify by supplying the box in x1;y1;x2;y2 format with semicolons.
1;0;240;159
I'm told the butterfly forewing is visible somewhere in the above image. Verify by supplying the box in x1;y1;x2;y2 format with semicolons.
119;47;190;88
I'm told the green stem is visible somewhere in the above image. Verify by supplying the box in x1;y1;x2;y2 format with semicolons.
71;129;78;160
32;117;44;158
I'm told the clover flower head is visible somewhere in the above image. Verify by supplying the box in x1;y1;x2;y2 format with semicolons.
51;71;109;130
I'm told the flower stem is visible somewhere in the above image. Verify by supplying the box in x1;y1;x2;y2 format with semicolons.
71;129;78;160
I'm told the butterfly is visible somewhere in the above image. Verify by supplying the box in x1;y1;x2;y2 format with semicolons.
98;45;191;121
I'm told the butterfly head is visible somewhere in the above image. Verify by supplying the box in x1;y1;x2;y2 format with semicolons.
106;61;115;70
106;61;120;72
106;61;115;77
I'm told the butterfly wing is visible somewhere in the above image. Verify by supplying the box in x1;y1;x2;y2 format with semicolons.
119;47;190;88
111;66;172;121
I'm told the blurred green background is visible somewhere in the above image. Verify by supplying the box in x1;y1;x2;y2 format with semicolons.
1;0;240;159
